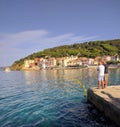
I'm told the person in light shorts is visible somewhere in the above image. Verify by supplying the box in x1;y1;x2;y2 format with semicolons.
98;75;104;81
97;61;105;89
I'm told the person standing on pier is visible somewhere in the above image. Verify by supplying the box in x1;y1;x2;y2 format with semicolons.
97;61;105;89
103;61;109;88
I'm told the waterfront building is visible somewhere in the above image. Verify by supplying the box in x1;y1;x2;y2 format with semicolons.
24;60;34;68
45;57;57;68
111;54;119;61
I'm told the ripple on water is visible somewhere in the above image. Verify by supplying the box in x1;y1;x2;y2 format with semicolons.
0;69;120;127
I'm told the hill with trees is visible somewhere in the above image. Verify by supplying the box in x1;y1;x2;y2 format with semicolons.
10;39;120;70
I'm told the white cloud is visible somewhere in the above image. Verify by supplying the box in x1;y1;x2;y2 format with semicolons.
0;29;98;66
0;30;48;48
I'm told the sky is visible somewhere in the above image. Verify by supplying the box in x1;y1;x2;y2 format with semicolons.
0;0;120;66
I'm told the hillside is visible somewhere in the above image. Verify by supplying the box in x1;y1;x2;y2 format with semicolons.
10;39;120;70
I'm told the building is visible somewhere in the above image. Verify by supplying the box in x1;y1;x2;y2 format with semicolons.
111;54;119;61
46;57;57;68
24;60;34;68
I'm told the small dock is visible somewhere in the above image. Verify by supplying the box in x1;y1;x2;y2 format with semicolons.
87;85;120;126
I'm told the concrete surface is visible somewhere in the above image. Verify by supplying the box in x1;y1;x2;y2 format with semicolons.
87;85;120;126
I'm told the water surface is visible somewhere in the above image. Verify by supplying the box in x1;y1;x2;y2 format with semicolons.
0;68;120;127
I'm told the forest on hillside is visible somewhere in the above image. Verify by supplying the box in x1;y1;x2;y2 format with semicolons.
11;39;120;70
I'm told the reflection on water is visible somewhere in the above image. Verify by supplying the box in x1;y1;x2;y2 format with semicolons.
23;68;99;87
0;68;119;127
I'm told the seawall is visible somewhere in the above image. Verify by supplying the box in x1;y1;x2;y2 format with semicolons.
87;85;120;126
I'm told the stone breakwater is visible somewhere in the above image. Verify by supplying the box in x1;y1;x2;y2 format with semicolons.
87;86;120;126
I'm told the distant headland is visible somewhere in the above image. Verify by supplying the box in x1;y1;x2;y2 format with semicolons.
10;39;120;70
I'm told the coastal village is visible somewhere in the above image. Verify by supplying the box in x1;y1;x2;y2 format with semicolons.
23;55;119;70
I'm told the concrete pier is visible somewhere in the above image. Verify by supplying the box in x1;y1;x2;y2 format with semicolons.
87;85;120;126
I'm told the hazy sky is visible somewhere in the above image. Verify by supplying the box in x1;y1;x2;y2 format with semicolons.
0;0;120;66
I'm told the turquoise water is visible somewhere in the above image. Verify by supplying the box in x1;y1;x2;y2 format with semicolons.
0;68;120;127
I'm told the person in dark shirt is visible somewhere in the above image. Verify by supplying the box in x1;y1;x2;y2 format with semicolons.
103;61;109;88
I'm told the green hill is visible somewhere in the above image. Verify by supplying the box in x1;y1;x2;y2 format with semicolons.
10;39;120;70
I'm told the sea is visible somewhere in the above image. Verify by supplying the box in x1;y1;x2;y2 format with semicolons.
0;68;120;127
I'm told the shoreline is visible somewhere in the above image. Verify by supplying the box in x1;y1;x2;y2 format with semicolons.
8;64;120;71
22;65;120;71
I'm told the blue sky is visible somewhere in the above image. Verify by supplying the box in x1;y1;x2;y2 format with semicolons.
0;0;120;66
